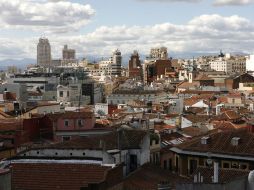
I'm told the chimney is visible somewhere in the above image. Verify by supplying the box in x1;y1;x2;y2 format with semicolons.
213;162;219;183
231;137;241;146
201;136;210;145
216;105;220;115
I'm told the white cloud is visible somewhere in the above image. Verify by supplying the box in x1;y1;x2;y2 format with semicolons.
1;14;254;61
213;0;254;6
137;0;201;3
0;0;95;33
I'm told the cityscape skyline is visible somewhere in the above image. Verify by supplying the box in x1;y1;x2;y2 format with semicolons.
0;0;254;61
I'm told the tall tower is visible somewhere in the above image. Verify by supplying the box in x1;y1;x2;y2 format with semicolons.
111;49;122;76
37;38;51;67
62;45;75;60
150;47;168;60
128;50;142;79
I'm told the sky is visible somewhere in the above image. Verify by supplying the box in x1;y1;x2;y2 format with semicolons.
0;0;254;61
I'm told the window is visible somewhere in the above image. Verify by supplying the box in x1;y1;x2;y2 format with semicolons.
67;91;69;97
231;162;239;169
222;161;230;169
62;136;71;142
77;119;84;127
240;163;248;170
164;160;167;169
64;120;69;127
59;91;64;97
189;159;198;174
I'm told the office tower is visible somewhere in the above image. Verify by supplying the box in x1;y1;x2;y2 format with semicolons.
111;49;122;76
37;38;51;67
62;45;75;60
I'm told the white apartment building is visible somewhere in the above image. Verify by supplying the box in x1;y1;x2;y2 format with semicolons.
57;83;90;107
246;54;254;71
209;56;246;74
210;58;232;73
84;50;122;77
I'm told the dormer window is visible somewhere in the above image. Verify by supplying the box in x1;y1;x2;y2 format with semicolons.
77;119;84;127
64;120;69;127
231;137;241;146
201;136;210;145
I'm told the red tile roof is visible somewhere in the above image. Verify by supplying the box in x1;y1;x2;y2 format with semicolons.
176;129;254;157
46;111;94;121
123;164;189;190
181;127;206;137
194;74;213;81
184;115;210;123
223;110;241;120
154;124;176;132
0;119;23;131
0;110;13;118
35;129;147;151
11;163;111;190
212;121;245;131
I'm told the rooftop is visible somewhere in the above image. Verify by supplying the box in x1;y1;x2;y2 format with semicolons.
27;129;147;151
174;129;254;158
11;163;113;190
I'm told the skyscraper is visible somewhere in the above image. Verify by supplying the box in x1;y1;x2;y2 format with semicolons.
37;38;51;67
111;49;122;76
61;45;77;66
62;45;75;60
150;47;168;60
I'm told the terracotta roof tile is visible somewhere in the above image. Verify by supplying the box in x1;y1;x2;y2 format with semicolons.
194;74;213;81
176;129;254;157
123;164;189;190
46;111;93;121
34;130;147;151
11;163;111;190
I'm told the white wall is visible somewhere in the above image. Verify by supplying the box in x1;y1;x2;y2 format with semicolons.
246;55;254;71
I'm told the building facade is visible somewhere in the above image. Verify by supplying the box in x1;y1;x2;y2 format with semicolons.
128;50;142;79
37;38;51;67
150;47;168;60
111;49;122;76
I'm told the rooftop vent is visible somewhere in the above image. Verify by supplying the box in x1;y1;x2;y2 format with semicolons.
231;137;241;146
201;136;210;145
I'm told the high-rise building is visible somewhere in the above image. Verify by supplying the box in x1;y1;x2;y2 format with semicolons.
62;45;75;60
37;38;51;67
61;45;77;66
111;49;122;76
128;50;142;79
150;47;168;60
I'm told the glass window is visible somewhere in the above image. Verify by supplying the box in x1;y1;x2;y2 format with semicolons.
223;162;230;169
62;136;71;142
64;120;69;127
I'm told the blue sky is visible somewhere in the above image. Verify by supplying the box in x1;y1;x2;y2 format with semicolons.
0;0;253;60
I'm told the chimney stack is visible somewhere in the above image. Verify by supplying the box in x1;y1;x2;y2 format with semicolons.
213;162;219;183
